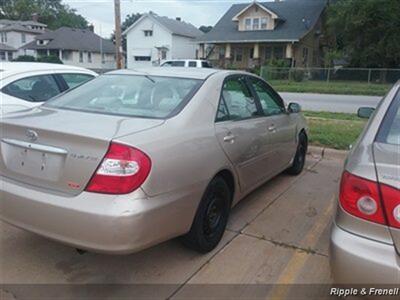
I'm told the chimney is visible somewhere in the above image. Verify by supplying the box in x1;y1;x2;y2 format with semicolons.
88;24;94;32
176;17;181;22
32;13;39;22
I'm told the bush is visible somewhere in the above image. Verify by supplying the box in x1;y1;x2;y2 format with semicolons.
36;55;63;64
291;69;305;82
13;55;36;62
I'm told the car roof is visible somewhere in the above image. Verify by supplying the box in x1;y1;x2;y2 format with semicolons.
107;67;232;80
0;62;97;79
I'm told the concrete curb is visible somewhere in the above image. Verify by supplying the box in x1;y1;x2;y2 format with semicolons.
307;145;348;160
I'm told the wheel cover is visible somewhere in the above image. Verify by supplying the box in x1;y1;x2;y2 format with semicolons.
203;194;224;239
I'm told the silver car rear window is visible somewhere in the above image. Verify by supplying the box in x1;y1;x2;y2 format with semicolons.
376;90;400;145
45;74;202;119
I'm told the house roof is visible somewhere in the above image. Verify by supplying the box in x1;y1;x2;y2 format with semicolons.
0;19;47;27
197;0;327;43
123;13;203;39
23;27;115;54
0;43;17;51
0;24;44;34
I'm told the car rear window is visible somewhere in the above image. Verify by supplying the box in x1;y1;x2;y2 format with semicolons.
45;74;202;119
376;90;400;145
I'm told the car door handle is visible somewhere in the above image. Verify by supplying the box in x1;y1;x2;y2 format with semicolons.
223;134;236;143
268;125;276;132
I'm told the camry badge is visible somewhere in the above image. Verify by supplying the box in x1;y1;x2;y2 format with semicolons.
26;129;38;142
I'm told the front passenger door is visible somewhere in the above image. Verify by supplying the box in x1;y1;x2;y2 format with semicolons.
249;77;297;173
214;75;270;192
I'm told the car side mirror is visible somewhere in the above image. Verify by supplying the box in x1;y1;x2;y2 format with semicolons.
287;102;301;114
357;107;375;119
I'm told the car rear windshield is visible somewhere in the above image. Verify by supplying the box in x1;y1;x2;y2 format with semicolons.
376;90;400;145
45;74;202;118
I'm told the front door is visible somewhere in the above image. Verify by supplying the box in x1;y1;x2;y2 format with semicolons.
214;75;269;192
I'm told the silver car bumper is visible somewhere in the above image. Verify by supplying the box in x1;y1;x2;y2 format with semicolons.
330;222;400;284
0;176;200;254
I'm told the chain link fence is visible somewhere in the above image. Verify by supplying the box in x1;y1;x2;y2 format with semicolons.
260;67;400;84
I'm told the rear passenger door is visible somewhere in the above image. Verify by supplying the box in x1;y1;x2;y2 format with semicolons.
248;76;298;173
214;75;271;192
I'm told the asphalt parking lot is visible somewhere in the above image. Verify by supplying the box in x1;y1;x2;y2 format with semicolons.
0;147;346;300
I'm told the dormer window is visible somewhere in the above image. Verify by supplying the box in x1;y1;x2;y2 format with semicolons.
252;18;259;30
261;17;268;29
245;18;251;30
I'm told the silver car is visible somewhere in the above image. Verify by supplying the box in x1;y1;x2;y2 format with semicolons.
0;68;307;254
330;81;400;283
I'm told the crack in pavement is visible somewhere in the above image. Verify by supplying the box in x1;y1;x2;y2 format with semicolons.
166;155;324;299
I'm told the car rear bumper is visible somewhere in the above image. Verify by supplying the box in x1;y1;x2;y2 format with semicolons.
0;176;200;254
330;222;400;284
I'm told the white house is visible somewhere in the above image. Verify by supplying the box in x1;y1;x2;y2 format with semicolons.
123;12;203;68
0;19;47;61
23;27;116;71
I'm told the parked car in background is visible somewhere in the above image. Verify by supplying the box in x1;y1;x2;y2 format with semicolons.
160;59;212;68
330;81;400;284
0;62;97;115
0;67;307;254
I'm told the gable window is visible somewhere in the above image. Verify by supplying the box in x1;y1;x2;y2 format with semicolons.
79;51;83;63
144;30;153;37
252;18;260;30
245;18;251;30
21;33;26;43
88;52;92;63
261;17;268;29
1;32;7;43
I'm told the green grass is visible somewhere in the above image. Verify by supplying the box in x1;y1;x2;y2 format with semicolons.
269;80;391;96
304;111;367;150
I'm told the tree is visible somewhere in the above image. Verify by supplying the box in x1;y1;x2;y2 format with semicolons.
111;13;142;52
199;25;213;33
327;0;400;68
13;55;36;62
0;0;88;29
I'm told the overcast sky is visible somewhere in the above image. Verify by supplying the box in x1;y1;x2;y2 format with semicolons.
63;0;257;37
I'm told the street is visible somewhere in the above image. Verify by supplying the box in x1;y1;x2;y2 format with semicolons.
0;148;346;300
280;92;382;113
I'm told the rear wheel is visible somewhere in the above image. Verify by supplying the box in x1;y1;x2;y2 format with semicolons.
182;176;231;253
287;132;308;175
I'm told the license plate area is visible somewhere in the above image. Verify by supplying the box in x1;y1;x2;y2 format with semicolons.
1;139;66;181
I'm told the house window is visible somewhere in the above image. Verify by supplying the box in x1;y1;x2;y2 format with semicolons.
235;48;243;62
79;51;83;62
88;52;92;63
134;56;151;61
21;33;26;43
261;17;268;29
161;50;167;60
273;46;284;60
250;48;254;59
7;51;13;61
144;30;153;37
1;32;7;43
252;18;260;30
0;51;6;61
302;47;309;65
245;18;251;30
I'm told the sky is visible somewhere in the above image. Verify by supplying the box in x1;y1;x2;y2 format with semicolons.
63;0;257;38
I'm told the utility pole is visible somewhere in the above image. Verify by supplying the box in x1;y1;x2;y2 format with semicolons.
114;0;122;69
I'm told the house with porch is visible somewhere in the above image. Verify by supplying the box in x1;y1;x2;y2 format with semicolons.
23;27;116;71
197;0;328;69
0;19;47;61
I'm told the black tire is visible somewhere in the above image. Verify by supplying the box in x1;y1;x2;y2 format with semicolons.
182;176;231;253
287;132;308;175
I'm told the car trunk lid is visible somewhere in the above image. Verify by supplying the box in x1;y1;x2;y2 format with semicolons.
0;107;164;195
373;142;400;253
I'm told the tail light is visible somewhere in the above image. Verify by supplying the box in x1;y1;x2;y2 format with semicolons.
339;171;400;229
86;142;151;194
380;184;400;229
339;171;386;225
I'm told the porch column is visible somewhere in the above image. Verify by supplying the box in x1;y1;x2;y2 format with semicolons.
224;43;232;68
198;43;205;59
286;43;295;67
59;49;62;61
253;43;260;59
